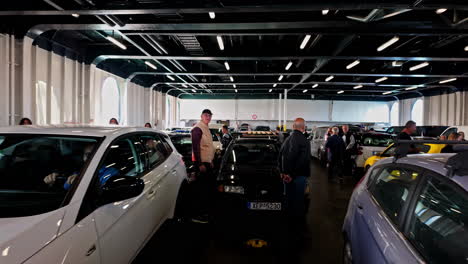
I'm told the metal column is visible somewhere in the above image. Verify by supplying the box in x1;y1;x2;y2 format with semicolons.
278;94;282;129
283;89;287;131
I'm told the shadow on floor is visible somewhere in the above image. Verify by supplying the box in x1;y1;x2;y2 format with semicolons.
133;160;357;264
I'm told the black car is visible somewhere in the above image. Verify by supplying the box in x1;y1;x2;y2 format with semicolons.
255;125;271;131
168;133;193;166
214;138;310;241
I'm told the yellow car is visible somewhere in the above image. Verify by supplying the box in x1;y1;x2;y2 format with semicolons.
364;143;446;172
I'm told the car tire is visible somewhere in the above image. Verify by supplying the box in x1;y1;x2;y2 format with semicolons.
343;239;353;264
319;151;327;167
304;196;311;215
173;180;190;223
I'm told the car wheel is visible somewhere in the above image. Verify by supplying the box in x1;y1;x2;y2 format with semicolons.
173;180;190;222
343;239;353;264
304;196;311;215
319;151;327;167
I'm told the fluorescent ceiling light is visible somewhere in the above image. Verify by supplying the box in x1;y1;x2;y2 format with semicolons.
354;85;363;89
233;84;236;88
436;9;447;14
392;61;403;67
377;36;399;52
209;12;216;19
464;45;468;51
375;77;388;83
230;76;234;82
224;62;230;71
192;89;196;93
182;84;188;88
167;75;175;81
337;90;344;94
145;61;157;70
439;78;457;84
269;89;272;92
300;35;311;50
235;89;238;93
278;75;284;81
383;91;393;95
273;84;277;87
325;76;334;82
216;35;224;50
72;13;80;18
405;86;418;91
285;61;293;71
409;62;429;71
346;60;360;70
322;10;329;15
312;84;318;88
106;36;127;50
303;89;308;93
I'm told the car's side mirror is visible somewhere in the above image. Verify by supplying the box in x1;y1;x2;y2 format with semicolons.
99;176;145;205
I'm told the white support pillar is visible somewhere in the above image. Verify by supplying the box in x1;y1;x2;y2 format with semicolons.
278;93;282;129
283;89;287;131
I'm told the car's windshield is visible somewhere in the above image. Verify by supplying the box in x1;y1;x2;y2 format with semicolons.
209;128;220;142
0;134;100;218
381;143;431;157
360;134;394;147
419;126;449;137
169;135;192;155
226;141;278;165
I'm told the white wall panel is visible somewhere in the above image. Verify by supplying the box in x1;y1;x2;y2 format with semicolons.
332;101;390;123
286;100;330;121
180;99;388;123
179;99;236;120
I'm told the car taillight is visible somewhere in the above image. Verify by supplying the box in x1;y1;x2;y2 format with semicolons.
218;185;224;192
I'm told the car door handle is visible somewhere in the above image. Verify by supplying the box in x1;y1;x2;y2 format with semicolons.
171;170;177;174
357;204;363;210
86;244;96;256
148;189;156;195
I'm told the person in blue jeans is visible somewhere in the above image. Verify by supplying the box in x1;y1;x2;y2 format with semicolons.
278;118;311;220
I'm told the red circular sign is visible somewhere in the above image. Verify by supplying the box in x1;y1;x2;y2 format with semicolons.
252;114;258;120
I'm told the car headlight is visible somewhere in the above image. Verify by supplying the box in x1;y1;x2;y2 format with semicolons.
224;185;245;194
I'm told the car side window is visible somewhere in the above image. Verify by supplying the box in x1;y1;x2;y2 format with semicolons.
100;137;143;179
370;165;421;224
442;128;457;138
406;175;468;264
160;135;174;156
366;166;382;188
138;134;167;168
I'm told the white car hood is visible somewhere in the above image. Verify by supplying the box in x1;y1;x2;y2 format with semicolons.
0;209;65;264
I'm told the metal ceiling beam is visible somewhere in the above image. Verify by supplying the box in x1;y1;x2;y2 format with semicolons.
93;55;468;65
127;72;468;78
152;81;452;88
27;21;468;40
5;4;468;16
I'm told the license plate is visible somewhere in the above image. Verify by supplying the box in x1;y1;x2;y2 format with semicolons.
247;202;281;211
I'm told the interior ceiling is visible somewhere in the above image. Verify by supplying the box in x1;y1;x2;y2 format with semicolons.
1;1;468;100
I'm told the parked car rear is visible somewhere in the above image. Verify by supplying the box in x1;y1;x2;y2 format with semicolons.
343;151;468;264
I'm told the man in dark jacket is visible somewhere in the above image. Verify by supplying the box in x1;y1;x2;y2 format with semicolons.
278;118;311;220
326;127;346;182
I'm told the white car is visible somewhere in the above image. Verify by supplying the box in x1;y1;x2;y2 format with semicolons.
355;132;394;168
0;126;187;264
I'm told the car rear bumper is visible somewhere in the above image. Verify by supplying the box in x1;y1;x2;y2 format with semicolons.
214;193;284;238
